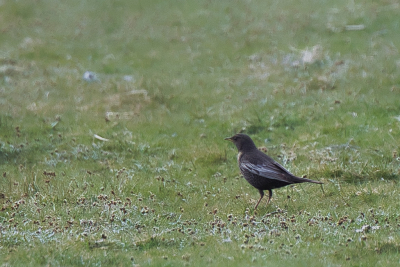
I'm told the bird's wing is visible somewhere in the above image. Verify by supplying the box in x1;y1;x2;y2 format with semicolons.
240;159;292;182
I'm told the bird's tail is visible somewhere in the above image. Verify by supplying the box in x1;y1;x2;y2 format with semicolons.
292;176;323;184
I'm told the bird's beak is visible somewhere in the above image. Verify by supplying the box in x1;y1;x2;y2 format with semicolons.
224;136;233;142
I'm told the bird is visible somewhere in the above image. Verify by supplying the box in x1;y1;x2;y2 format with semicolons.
225;133;322;209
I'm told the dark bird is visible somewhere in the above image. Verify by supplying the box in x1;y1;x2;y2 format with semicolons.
225;133;322;209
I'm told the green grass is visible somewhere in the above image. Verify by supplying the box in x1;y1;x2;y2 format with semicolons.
2;0;400;266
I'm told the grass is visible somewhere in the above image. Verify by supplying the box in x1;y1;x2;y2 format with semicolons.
1;0;400;266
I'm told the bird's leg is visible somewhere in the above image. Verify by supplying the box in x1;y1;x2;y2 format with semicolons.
265;189;272;206
254;190;264;210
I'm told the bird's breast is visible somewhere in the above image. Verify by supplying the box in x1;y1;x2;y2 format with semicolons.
237;151;243;163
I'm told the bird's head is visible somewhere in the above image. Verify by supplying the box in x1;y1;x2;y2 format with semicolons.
225;133;257;152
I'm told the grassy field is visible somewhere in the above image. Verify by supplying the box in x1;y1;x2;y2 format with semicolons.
1;0;400;266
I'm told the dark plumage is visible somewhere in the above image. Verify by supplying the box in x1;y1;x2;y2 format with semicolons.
225;133;322;209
